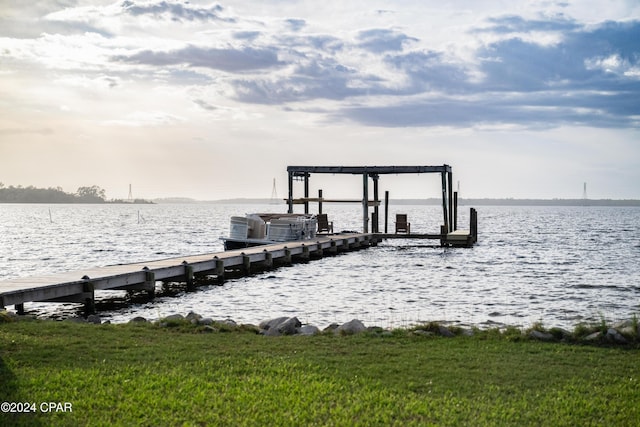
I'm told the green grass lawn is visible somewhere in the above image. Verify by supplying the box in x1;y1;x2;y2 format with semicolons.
1;319;639;426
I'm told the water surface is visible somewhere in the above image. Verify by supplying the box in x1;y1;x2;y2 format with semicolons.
1;203;638;329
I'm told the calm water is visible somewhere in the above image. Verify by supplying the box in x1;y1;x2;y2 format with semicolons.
1;203;639;329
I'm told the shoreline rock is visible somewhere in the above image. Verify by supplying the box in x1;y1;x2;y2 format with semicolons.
2;308;638;345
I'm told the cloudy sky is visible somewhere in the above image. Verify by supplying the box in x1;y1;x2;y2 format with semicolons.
1;0;639;200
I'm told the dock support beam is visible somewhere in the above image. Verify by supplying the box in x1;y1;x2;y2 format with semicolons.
263;250;273;269
448;171;454;233
242;254;251;274
372;174;379;233
453;191;458;231
384;191;389;234
470;208;478;244
303;173;310;214
143;267;156;299
82;277;95;315
300;245;310;261
287;170;294;213
183;262;195;291
215;257;225;284
362;172;369;233
441;172;449;234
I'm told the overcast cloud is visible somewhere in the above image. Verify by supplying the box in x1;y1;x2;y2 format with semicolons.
0;0;638;200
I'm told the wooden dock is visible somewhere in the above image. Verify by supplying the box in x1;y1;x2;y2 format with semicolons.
1;164;479;318
0;233;378;315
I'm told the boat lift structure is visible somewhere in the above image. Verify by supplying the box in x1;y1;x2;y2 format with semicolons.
286;165;477;247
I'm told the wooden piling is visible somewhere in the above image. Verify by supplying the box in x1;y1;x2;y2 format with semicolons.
453;191;458;231
242;254;251;274
82;277;95;314
183;262;195;291
372;174;380;233
448;171;454;233
143;267;156;299
313;242;323;258
215;257;225;284
362;172;369;233
300;245;310;261
470;208;478;244
384;190;389;234
441;172;449;232
263;250;273;269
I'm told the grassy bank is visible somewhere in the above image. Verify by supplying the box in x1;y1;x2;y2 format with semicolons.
1;319;639;426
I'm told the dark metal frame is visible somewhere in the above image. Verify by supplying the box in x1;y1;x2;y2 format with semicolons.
286;165;455;234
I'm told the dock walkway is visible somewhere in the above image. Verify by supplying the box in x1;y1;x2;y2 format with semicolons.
0;233;376;314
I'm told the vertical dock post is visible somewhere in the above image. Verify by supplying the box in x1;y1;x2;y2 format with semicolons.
470;208;478;244
384;190;389;233
214;257;225;284
81;276;95;315
362;172;369;233
143;267;156;299
287;170;294;214
372;174;379;233
448;170;454;233
183;262;195;291
303;172;310;214
16;303;25;315
301;245;310;261
318;189;323;215
242;254;251;274
441;171;449;231
263;250;273;269
453;191;458;231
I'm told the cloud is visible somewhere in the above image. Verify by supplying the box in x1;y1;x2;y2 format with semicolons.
477;14;581;34
335;93;637;129
193;99;217;111
3;1;640;131
120;0;234;23
285;18;306;32
384;51;472;93
477;19;640;90
357;29;418;53
233;31;262;41
115;45;284;72
334;17;640;128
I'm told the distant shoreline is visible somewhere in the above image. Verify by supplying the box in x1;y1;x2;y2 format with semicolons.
2;198;637;207
153;197;640;207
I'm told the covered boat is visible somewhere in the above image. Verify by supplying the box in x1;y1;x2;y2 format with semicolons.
221;213;317;250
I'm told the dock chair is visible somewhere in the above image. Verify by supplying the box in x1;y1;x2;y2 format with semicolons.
395;214;410;234
316;213;334;234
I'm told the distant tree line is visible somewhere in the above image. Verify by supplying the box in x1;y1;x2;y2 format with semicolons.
0;183;107;203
